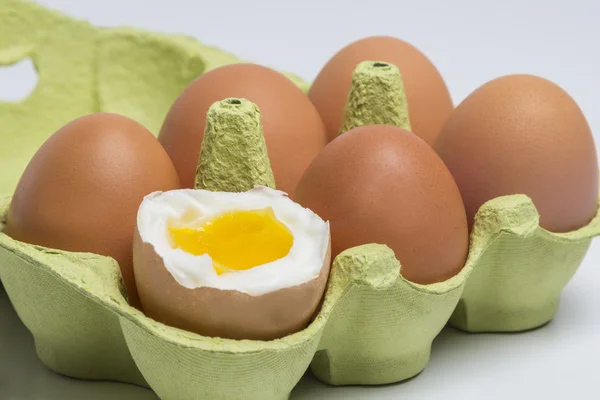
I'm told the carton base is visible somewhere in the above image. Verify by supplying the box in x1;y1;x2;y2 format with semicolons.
33;337;147;386
311;347;430;386
0;243;147;388
449;297;559;333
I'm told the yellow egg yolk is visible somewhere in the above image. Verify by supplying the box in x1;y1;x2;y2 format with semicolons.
168;207;294;274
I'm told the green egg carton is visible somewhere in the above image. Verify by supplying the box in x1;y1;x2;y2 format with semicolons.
450;194;600;333
1;1;599;400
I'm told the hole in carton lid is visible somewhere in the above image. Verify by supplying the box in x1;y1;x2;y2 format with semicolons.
0;57;39;103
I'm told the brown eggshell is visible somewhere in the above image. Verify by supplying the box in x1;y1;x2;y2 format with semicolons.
435;74;599;233
5;113;181;309
294;125;468;285
308;36;453;145
133;226;332;341
158;63;328;195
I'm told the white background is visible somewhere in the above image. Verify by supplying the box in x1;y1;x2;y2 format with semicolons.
1;0;599;399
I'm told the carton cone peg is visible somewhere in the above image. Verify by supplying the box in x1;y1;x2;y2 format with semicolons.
339;61;411;134
194;98;276;192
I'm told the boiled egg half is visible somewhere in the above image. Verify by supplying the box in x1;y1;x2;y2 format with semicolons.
133;185;331;340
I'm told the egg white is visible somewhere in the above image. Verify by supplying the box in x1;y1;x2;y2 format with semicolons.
136;186;330;296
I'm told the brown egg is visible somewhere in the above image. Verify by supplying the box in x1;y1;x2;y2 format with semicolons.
158;63;328;195
294;125;469;284
435;74;598;233
308;36;453;145
5;113;181;308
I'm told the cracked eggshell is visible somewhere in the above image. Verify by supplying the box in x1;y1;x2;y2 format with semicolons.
132;224;332;341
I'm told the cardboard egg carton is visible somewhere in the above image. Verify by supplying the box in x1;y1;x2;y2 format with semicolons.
1;1;599;399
